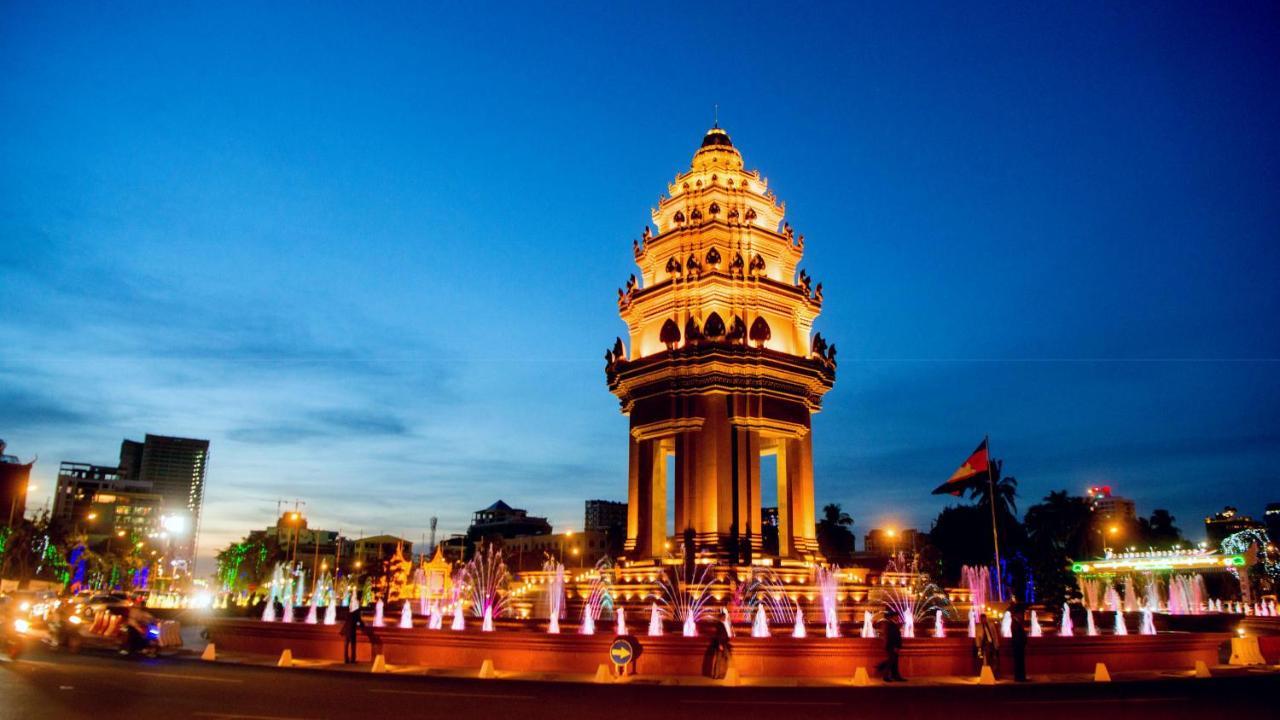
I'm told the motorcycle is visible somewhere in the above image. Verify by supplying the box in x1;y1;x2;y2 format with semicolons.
3;617;30;660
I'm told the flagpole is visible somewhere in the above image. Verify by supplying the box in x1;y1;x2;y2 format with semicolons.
986;434;1004;602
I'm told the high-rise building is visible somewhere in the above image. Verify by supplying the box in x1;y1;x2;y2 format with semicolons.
584;499;627;532
1087;485;1137;524
1;439;34;527
54;462;125;526
604;126;836;564
1205;506;1265;546
118;434;210;567
466;500;551;546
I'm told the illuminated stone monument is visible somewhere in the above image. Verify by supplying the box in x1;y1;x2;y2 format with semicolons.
606;126;837;566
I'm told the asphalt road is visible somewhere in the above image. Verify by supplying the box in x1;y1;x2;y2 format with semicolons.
3;647;1278;720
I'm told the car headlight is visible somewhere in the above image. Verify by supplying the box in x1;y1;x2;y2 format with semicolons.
18;601;31;612
68;615;83;625
13;618;30;634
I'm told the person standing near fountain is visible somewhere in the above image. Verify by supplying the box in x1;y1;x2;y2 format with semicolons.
875;610;906;682
976;612;1000;677
1009;604;1028;682
339;606;365;664
702;623;733;679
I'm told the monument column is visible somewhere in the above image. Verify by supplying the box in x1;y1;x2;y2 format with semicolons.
605;125;838;567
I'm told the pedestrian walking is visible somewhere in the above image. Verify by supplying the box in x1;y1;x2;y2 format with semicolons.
340;606;365;664
875;610;906;682
1009;604;1028;682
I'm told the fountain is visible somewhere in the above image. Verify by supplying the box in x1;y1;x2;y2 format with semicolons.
295;569;306;607
373;599;385;627
580;569;611;636
1140;608;1156;635
1086;608;1098;636
400;601;413;629
934;609;945;638
967;608;976;638
1060;603;1073;637
304;596;318;624
466;543;511;627
451;603;465;630
792;608;807;638
962;565;990;609
1114;610;1127;635
1000;610;1011;637
861;610;875;638
261;598;276;622
1104;586;1121;612
429;603;443;630
323;598;336;625
1029;610;1042;637
816;566;840;638
545;562;565;634
648;604;663;636
656;565;713;638
616;607;627;636
721;607;733;638
752;604;770;637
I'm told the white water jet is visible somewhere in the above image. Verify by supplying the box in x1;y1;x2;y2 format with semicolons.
451;603;465;631
1104;586;1121;612
1086;608;1097;636
682;613;697;637
261;600;276;622
1001;611;1011;638
547;563;564;634
281;602;293;623
721;607;733;638
323;601;336;625
373;600;385;627
400;602;413;629
862;610;876;639
648;604;663;637
1140;608;1156;635
295;569;306;607
1030;610;1042;637
482;604;494;632
817;566;840;638
934;609;946;638
752;604;770;638
903;612;915;639
581;612;595;635
967;608;976;638
617;607;627;636
420;594;429;617
304;604;318;624
1060;604;1073;637
429;603;443;630
1114;611;1128;635
792;608;807;638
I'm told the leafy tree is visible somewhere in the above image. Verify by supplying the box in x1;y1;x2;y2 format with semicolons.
1137;509;1183;550
816;503;855;564
1023;490;1093;606
0;510;72;589
967;459;1019;521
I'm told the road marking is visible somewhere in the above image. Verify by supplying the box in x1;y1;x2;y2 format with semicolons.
681;700;843;706
192;707;320;712
137;671;244;684
370;688;536;700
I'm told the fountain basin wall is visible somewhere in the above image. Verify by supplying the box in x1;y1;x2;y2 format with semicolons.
205;618;1227;678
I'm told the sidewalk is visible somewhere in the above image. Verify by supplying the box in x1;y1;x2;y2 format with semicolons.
188;645;1280;688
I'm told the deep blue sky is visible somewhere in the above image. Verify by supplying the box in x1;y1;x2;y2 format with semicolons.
3;2;1278;569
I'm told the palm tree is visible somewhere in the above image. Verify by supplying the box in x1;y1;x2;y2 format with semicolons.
967;459;1018;519
820;504;853;528
816;504;855;563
